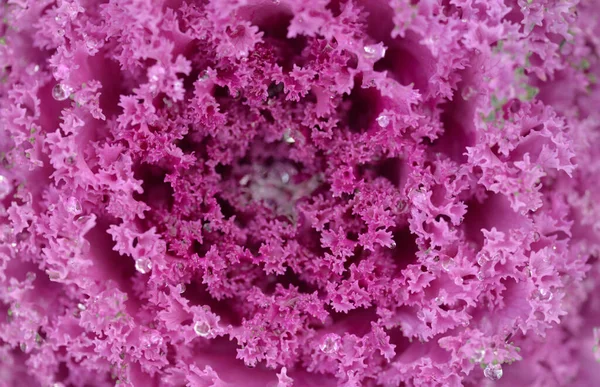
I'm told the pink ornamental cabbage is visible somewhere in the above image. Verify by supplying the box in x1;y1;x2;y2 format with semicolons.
1;0;600;386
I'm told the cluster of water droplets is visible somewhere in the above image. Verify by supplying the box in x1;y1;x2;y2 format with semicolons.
483;363;503;381
472;347;504;382
144;332;164;348
532;287;553;302
473;348;486;363
319;335;339;354
66;196;82;215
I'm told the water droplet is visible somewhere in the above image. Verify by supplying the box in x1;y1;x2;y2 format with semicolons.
477;271;485;281
55;14;67;26
194;320;211;337
47;270;61;281
53;383;65;387
135;257;152;274
76;214;93;225
441;259;454;271
281;172;290;184
33;65;40;73
85;39;97;52
239;175;251;186
473;348;485;362
56;28;65;37
434;296;444;305
26;272;36;282
0;175;12;199
52;84;71;101
533;232;540;241
483;363;503;381
77;303;86;311
533;288;553;301
179;283;186;293
461;86;476;101
477;254;487;266
20;343;26;352
67;4;81;19
454;277;464;285
199;70;209;81
363;44;386;60
148;332;163;346
376;114;390;128
66;196;82;215
283;129;295;144
363;45;376;56
174;80;184;93
319;335;338;353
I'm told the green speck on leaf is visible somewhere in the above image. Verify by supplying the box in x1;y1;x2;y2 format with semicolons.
484;110;496;122
524;85;539;101
525;52;533;67
580;59;591;70
559;39;567;51
494;40;504;53
491;95;499;107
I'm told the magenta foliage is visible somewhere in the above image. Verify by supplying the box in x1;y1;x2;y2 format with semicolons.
1;0;600;386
